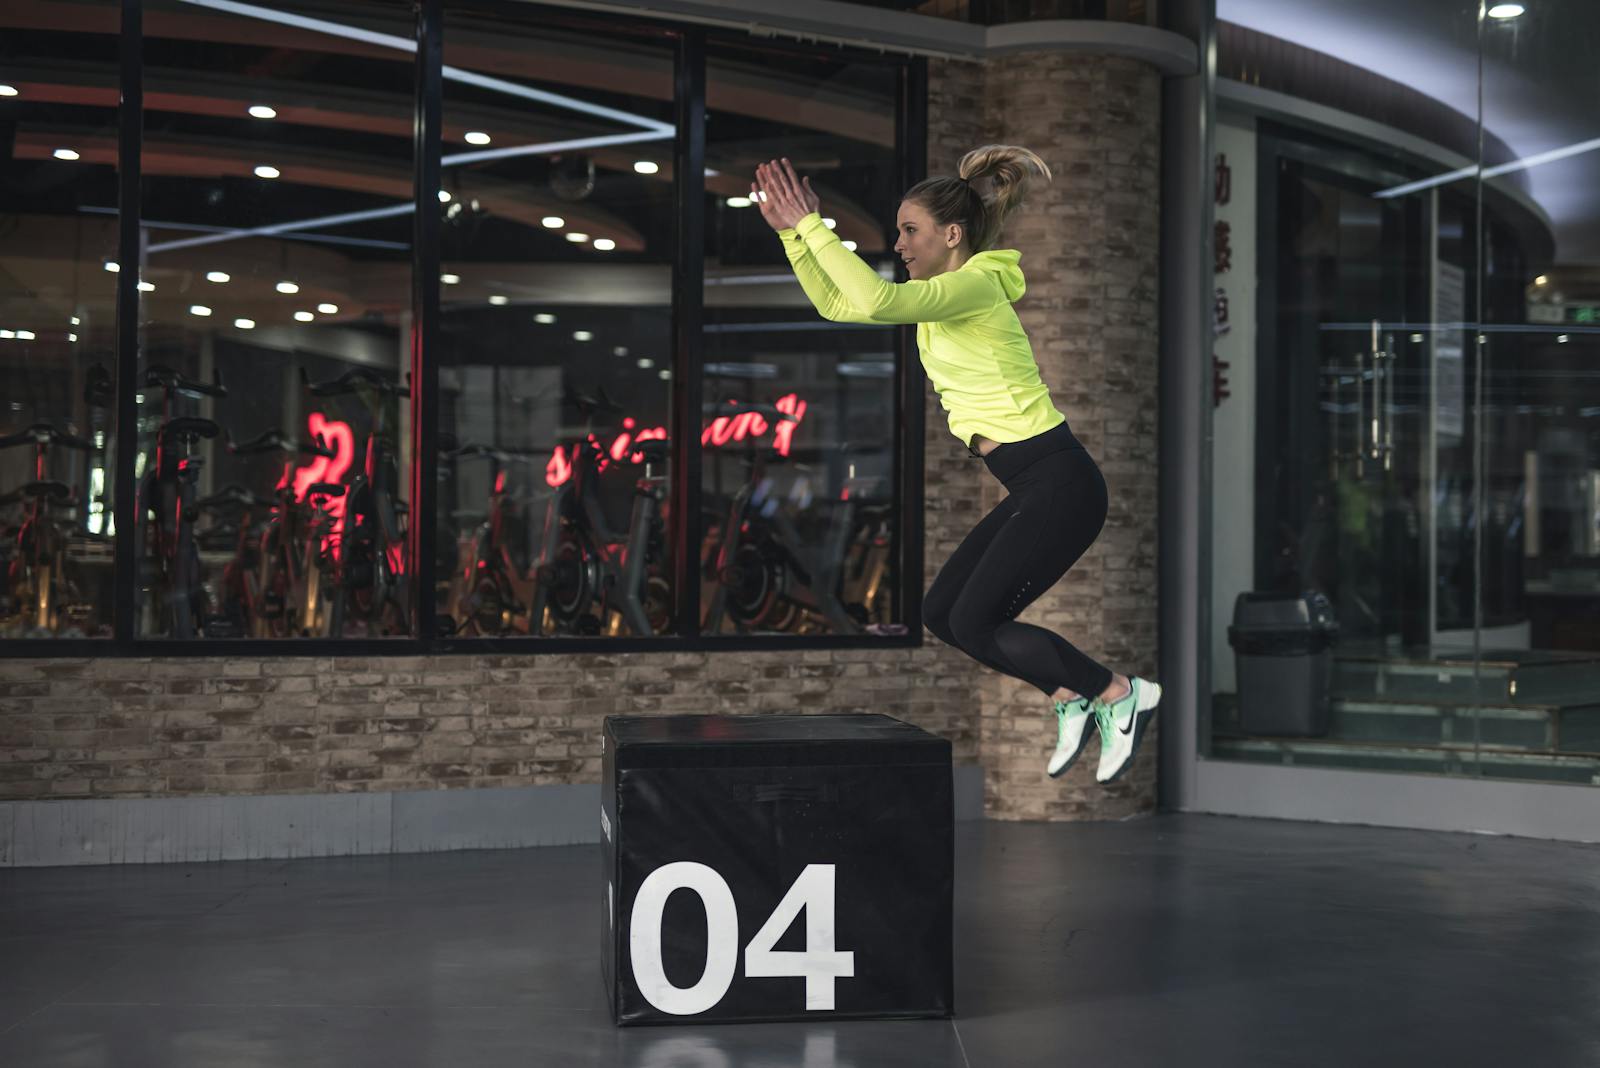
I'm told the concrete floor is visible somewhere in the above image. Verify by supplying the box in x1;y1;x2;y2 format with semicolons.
2;813;1599;1067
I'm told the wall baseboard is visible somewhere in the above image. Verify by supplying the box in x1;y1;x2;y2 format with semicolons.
0;765;986;867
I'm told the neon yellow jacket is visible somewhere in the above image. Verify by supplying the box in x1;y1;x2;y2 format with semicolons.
778;211;1064;448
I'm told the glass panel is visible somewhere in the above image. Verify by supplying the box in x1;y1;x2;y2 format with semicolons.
434;4;676;639
134;0;416;639
1476;0;1600;784
0;0;121;639
700;39;905;637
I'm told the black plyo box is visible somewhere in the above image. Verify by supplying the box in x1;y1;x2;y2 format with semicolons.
600;714;954;1026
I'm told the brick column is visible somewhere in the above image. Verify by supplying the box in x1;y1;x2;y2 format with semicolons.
928;52;1163;820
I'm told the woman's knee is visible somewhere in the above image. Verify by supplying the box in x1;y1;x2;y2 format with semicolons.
946;600;994;653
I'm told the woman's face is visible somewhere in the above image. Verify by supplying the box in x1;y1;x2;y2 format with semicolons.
893;199;963;281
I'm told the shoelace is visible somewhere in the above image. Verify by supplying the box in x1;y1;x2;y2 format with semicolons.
1093;699;1117;750
1053;699;1087;745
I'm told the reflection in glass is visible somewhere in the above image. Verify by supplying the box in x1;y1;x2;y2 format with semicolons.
434;5;676;638
133;0;416;639
0;0;120;638
700;41;903;637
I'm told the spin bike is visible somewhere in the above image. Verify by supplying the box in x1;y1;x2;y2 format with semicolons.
0;424;99;635
444;441;539;636
300;367;410;637
701;403;879;635
529;386;671;637
134;365;226;639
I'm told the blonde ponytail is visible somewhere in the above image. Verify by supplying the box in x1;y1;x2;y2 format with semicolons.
904;144;1052;253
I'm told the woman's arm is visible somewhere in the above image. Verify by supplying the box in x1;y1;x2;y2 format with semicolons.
778;226;879;324
790;213;995;325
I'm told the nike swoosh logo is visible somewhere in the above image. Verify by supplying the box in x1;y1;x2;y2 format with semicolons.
1119;714;1135;735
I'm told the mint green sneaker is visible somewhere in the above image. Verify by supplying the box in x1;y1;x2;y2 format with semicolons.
1093;676;1163;784
1046;696;1095;778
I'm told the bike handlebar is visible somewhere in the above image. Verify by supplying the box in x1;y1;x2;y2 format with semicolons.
0;423;98;452
145;363;227;398
300;366;411;399
228;429;336;458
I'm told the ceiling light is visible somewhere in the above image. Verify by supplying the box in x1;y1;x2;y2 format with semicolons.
234;318;256;329
1557;334;1570;344
137;281;155;292
633;161;659;175
658;369;671;381
636;357;654;369
464;131;491;145
566;232;590;243
489;295;509;306
53;149;80;161
842;240;858;251
206;271;230;283
822;217;837;229
317;303;338;314
249;105;277;119
534;313;556;324
103;261;119;273
68;333;78;342
441;273;461;285
592;238;616;251
613;346;628;357
704;167;721;177
0;86;16;97
16;331;35;340
70;316;80;325
573;330;593;341
1410;333;1424;343
276;281;299;294
294;311;314;322
0;331;14;339
438;190;452;203
189;305;212;317
1487;3;1524;17
726;196;752;208
1535;275;1549;286
255;165;280;179
542;215;564;228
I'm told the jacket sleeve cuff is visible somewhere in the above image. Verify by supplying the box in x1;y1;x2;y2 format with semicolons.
793;212;835;246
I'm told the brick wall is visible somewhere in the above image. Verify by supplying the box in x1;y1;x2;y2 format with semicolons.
0;51;1164;823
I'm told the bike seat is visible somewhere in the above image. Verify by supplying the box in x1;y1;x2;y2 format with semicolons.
306;481;347;499
229;429;334;458
198;484;276;510
0;424;98;451
161;416;221;443
301;366;409;398
567;384;623;417
145;364;227;398
0;480;72;506
632;438;670;462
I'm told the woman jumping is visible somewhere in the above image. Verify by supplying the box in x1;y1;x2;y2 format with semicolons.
754;146;1161;785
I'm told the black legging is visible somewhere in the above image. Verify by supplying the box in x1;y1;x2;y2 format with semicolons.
924;421;1114;700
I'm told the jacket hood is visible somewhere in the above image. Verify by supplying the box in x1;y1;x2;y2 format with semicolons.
962;249;1025;302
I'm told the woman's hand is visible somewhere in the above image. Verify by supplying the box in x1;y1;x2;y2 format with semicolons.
753;158;822;232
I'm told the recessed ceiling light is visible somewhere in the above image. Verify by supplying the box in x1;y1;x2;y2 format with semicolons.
658;369;671;381
489;295;509;306
464;131;491;145
704;167;720;177
566;232;590;243
438;189;452;203
613;346;628;357
103;261;119;273
234;318;256;329
1487;3;1524;17
68;333;78;342
841;240;858;251
573;330;593;341
441;273;461;285
189;305;212;317
636;357;654;369
534;313;556;324
53;149;80;161
633;161;659;175
822;217;837;229
16;330;35;340
726;196;753;208
255;165;280;179
70;316;80;325
294;311;314;322
542;216;564;228
592;238;617;251
137;281;155;292
1534;275;1549;285
206;271;230;283
0;331;13;339
317;303;338;314
249;105;277;119
0;86;17;97
276;281;299;294
1557;333;1570;344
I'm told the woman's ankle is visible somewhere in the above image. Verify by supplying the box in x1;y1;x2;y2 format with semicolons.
1098;674;1130;703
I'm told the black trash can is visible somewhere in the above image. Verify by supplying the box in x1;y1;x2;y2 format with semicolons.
1226;591;1341;737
